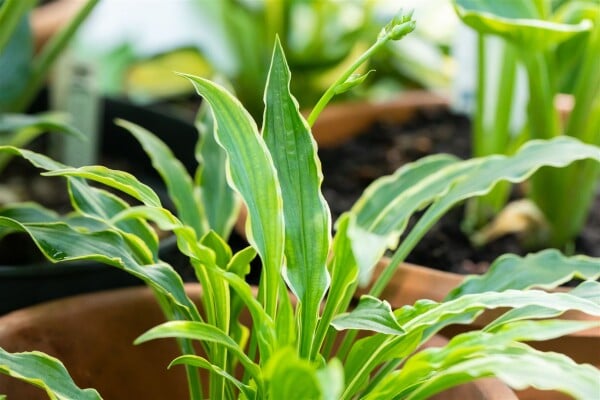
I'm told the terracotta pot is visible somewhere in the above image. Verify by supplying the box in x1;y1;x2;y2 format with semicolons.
0;285;516;399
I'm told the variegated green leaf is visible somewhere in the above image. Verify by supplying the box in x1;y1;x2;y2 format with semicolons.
195;102;240;239
447;249;600;299
263;39;331;357
0;217;199;320
0;202;59;239
485;280;600;330
183;73;284;318
0;347;101;400
169;355;255;399
116;119;208;237
349;154;459;285
453;0;592;50
367;328;600;400
43;166;161;208
135;321;262;385
331;296;404;335
358;137;600;293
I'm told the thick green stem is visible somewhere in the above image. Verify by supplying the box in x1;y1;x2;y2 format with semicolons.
544;24;600;247
465;37;517;233
521;51;565;244
10;0;100;113
307;15;415;126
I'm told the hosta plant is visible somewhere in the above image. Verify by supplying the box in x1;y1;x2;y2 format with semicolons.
453;0;600;249
1;11;600;400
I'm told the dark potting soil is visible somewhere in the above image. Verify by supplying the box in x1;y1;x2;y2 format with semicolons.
318;107;600;275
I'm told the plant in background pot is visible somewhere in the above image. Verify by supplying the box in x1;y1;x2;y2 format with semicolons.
0;0;244;314
453;0;600;251
1;11;600;399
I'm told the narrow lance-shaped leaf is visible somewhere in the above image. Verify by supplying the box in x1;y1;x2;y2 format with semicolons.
195;102;240;239
116;119;208;238
262;38;331;357
43;166;161;208
348;154;459;285
447;249;600;299
135;321;263;386
169;355;256;400
0;347;102;400
0;217;200;321
362;137;600;294
182;72;284;318
484;280;600;331
68;180;159;262
341;288;600;398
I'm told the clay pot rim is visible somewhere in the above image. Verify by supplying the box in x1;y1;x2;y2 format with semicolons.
0;284;517;400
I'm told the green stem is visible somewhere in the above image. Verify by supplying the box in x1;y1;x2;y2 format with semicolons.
307;15;414;126
0;0;36;56
153;291;203;400
544;24;600;247
465;38;517;233
565;23;600;145
10;0;100;113
334;204;442;363
521;51;565;245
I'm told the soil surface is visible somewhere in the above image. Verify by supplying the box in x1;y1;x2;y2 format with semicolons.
318;107;600;274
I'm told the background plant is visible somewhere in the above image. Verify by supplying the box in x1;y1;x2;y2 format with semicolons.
0;0;98;175
454;0;600;250
1;10;600;400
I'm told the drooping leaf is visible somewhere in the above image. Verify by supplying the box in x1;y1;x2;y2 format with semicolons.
484;280;600;331
169;355;256;399
0;347;102;400
0;113;83;137
182;72;284;317
195;102;240;239
116;119;208;237
68;180;159;261
43;166;161;208
402;289;600;334
262;38;331;357
367;329;600;400
0;217;199;320
355;137;600;290
0;202;60;239
348;154;460;285
135;321;262;385
453;0;592;51
447;249;600;299
331;296;405;335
